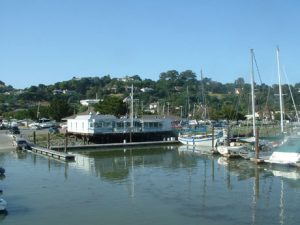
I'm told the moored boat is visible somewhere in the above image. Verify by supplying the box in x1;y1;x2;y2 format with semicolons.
217;142;249;158
0;198;7;212
178;129;223;147
263;151;300;166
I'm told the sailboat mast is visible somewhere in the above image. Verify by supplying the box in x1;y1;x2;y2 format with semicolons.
130;84;134;129
250;49;256;137
276;47;284;133
200;70;206;119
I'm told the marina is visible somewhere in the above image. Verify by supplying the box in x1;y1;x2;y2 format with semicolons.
1;140;300;225
2;1;300;224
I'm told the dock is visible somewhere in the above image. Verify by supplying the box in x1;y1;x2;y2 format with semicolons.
30;146;75;161
51;140;180;151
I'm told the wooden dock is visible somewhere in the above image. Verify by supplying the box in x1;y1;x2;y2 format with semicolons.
51;140;180;151
30;146;75;161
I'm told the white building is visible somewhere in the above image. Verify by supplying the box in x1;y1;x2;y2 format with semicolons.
67;113;173;135
80;99;101;106
67;114;117;134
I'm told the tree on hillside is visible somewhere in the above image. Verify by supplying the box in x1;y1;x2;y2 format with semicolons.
94;96;127;117
49;97;73;121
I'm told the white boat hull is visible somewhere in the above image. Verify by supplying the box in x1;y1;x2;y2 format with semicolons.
217;145;247;158
0;198;7;211
178;136;215;147
264;152;300;166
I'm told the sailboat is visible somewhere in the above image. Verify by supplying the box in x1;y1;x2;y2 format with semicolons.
217;49;266;158
262;47;300;166
217;49;257;157
178;72;223;149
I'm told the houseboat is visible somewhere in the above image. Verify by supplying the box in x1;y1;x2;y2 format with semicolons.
66;113;177;144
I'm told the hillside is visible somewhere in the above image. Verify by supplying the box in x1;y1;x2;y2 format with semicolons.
0;71;300;122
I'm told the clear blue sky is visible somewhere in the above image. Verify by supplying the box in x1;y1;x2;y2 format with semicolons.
1;0;300;89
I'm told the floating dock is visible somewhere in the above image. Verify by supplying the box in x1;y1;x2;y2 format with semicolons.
30;146;75;161
51;140;180;151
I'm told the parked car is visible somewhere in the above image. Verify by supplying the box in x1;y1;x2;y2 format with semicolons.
29;124;41;130
9;126;20;134
48;126;59;134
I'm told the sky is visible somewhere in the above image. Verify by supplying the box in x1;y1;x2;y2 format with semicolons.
1;0;300;89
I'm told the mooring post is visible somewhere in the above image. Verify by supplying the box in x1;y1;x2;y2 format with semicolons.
47;132;50;149
33;131;36;145
226;126;230;146
129;128;132;143
255;127;260;159
64;133;68;153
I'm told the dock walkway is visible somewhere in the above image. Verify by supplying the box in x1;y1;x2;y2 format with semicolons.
51;140;179;151
30;146;75;161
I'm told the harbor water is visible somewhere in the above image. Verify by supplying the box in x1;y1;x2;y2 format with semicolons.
1;144;300;225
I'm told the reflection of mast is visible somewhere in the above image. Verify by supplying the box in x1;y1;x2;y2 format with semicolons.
251;165;259;225
226;165;232;190
201;159;207;207
211;157;215;182
130;150;135;199
279;180;285;225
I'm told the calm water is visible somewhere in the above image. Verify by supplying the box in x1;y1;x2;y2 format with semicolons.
1;144;300;225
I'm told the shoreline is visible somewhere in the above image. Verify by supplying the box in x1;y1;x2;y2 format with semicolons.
0;130;15;152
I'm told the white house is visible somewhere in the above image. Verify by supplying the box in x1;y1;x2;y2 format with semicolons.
67;113;117;134
67;113;173;135
80;99;101;106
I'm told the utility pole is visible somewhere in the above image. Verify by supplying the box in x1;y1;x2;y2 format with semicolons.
167;102;170;116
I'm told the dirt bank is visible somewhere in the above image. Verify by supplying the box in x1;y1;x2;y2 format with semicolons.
0;130;15;152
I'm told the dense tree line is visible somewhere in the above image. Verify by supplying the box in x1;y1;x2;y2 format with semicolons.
0;71;300;122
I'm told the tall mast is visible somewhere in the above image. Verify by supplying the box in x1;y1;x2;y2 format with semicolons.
200;70;206;119
250;49;256;137
186;86;190;118
276;47;284;133
130;84;134;129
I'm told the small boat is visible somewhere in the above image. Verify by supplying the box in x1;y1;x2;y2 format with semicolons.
13;138;31;150
0;198;7;211
178;129;223;147
263;151;300;167
217;142;250;158
178;145;216;155
0;168;4;176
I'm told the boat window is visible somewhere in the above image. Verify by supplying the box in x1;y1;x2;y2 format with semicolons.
104;122;111;127
94;121;103;128
116;122;123;128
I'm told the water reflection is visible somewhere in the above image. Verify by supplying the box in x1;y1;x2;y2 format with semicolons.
73;146;179;182
3;145;300;225
10;146;300;185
